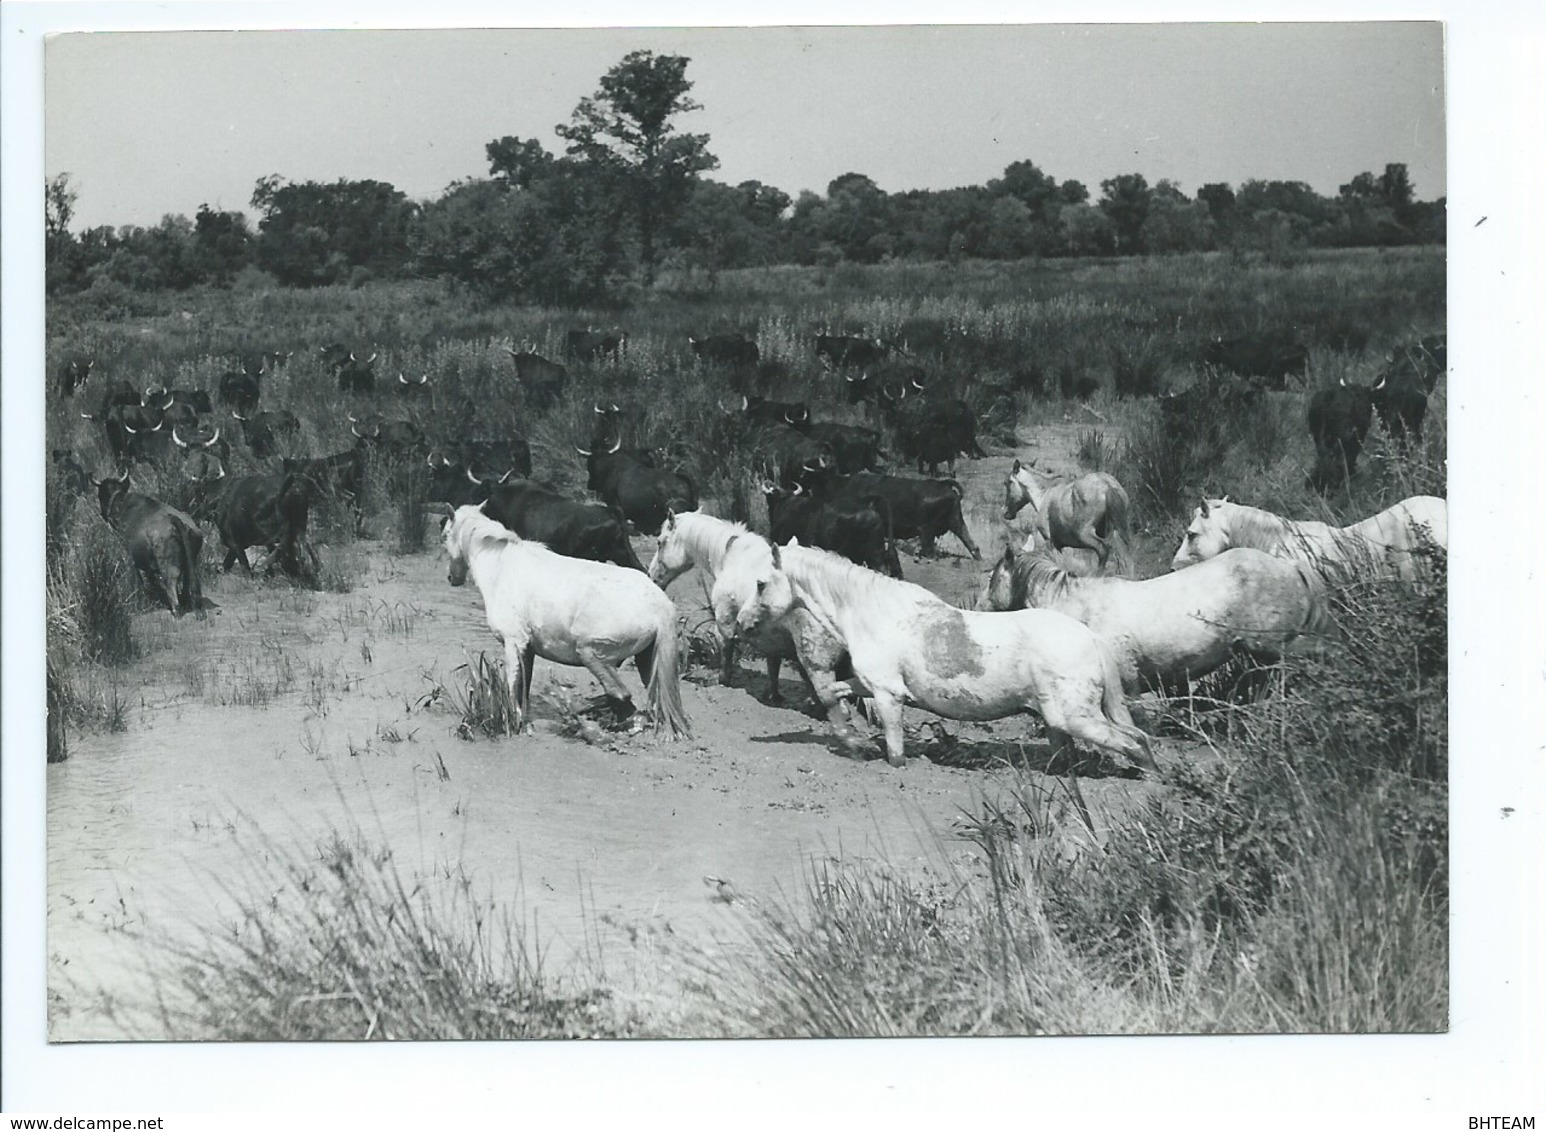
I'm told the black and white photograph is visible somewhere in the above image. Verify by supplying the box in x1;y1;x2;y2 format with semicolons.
5;3;1543;1121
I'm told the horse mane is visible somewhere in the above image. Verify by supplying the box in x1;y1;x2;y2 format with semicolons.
782;541;936;615
1211;500;1295;553
674;511;767;568
1009;550;1081;607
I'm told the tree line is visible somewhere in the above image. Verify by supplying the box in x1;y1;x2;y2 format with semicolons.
46;50;1445;304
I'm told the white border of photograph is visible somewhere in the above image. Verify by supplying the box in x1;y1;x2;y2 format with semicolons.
4;1;1542;1124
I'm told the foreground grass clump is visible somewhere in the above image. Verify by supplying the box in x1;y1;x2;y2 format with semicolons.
144;825;630;1040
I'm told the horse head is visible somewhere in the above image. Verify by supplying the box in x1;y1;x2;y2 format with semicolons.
1172;496;1232;571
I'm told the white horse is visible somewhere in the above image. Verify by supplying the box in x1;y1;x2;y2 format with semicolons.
1003;461;1131;569
985;546;1330;693
749;541;1155;772
1171;495;1447;582
647;510;814;703
443;503;691;739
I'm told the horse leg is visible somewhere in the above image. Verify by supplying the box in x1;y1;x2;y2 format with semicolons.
502;636;532;735
577;645;637;723
869;693;907;768
764;653;785;705
519;643;536;731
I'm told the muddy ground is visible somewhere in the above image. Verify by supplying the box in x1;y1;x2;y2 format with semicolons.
47;413;1189;1038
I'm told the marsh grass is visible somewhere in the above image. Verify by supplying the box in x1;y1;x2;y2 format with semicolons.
128;822;628;1040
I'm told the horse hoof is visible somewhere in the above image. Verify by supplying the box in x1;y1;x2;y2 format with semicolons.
886;753;906;768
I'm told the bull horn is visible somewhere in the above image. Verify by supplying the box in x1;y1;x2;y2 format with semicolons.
1339;376;1347;387
1373;374;1387;391
365;353;377;364
784;410;799;425
575;444;593;457
214;464;226;480
172;427;189;448
80;412;94;420
740;395;749;411
123;422;140;435
160;393;174;410
232;410;247;421
347;352;357;363
594;403;606;414
498;470;514;483
466;468;483;485
416;373;428;385
610;403;619;412
791;482;804;496
506;346;520;357
911;378;925;390
205;428;221;448
351;421;366;439
149;420;163;432
399;372;410;385
607;437;622;455
440;454;453;467
426;454;438;469
844;373;855;383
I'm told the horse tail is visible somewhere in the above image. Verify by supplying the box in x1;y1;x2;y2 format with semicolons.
1097;640;1155;771
647;606;693;740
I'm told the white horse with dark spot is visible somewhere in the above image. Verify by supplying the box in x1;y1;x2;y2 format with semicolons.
647;510;813;703
1172;495;1446;582
1003;461;1131;569
985;546;1330;693
443;503;691;739
749;541;1154;772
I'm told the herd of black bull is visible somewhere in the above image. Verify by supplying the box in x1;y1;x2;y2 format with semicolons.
54;326;1440;616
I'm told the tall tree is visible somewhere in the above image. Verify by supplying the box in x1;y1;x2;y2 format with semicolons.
1098;173;1152;255
485;136;556;189
555;50;718;284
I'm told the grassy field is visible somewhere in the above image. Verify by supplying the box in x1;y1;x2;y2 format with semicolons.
46;245;1447;1036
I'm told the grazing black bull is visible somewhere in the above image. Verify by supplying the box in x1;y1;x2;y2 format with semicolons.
763;483;902;579
57;355;94;397
506;345;568;411
216;471;321;585
805;470;980;559
395;372;430;397
745;421;834;490
233;408;300;459
283;449;366;532
843;364;924;408
218;371;262;415
349;414;427;454
689;333;760;368
80;379;143;423
1307;379;1374;492
890;390;984;475
1370;334;1443;443
425;437;533;507
802;423;886;475
335;353;377;394
565;328;628;361
1202;331;1309;387
815;334;888;368
95;471;206;616
577;432;698;536
740;395;810;431
171;422;231;464
480;480;645;571
51;450;93;497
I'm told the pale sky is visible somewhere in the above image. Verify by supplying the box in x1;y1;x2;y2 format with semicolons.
45;22;1446;231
